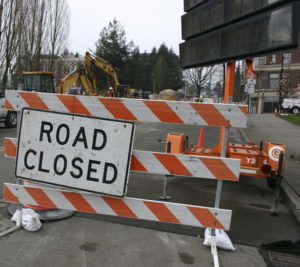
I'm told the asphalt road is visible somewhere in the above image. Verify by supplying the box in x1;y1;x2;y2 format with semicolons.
0;121;300;248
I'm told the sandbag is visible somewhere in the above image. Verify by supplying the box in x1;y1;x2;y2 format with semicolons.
21;208;42;232
203;228;235;251
11;209;22;226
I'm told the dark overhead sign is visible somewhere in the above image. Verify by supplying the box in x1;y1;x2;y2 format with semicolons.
180;0;300;68
182;0;292;40
184;0;208;12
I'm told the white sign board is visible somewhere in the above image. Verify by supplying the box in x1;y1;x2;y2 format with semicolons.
16;109;135;197
248;84;255;95
247;78;256;85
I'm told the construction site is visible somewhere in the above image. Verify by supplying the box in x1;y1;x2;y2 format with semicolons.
0;1;300;267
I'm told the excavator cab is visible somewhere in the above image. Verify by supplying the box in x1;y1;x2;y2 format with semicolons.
22;71;55;93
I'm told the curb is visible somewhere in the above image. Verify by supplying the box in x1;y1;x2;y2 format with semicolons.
282;180;300;224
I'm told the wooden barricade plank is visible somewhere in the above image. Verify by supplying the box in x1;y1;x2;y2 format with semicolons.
4;183;232;230
5;91;248;128
5;137;240;181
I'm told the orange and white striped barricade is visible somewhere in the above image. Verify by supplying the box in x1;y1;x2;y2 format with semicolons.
3;91;247;263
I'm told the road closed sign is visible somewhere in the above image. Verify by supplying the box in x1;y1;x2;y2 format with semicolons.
16;108;135;197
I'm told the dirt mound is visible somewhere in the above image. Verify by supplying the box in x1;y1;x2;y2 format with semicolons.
158;89;178;100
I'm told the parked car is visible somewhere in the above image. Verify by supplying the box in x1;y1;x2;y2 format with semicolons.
0;90;17;128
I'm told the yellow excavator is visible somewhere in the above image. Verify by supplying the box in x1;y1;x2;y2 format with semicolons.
58;52;138;97
21;52;139;98
58;64;96;96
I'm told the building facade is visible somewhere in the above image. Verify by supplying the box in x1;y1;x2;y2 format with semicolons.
252;50;300;113
40;54;84;89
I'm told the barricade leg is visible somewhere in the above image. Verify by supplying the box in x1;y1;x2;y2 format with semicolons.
209;63;235;265
271;152;284;215
211;235;220;267
159;140;172;200
159;175;171;200
210;127;230;266
7;112;23;215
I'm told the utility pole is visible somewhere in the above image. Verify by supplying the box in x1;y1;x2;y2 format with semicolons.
279;53;284;109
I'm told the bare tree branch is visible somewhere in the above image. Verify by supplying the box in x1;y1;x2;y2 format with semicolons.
48;0;70;71
184;66;215;98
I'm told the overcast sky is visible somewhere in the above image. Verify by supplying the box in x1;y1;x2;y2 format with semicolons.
68;0;184;56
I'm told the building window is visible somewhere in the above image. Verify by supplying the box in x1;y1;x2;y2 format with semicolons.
259;57;265;65
269;73;280;89
271;54;276;63
283;53;291;64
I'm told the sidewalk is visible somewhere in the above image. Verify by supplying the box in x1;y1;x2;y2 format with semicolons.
241;114;300;222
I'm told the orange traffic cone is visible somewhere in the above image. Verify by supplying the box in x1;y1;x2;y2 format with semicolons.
196;127;204;148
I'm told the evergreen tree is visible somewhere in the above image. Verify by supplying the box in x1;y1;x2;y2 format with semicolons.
95;18;134;71
94;21;184;93
153;44;183;92
95;19;134;90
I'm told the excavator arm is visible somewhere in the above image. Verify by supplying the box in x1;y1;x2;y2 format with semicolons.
58;52;133;97
85;52;123;97
58;65;97;96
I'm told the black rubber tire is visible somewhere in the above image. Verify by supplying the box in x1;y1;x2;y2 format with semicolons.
4;111;17;128
291;107;299;114
266;176;276;189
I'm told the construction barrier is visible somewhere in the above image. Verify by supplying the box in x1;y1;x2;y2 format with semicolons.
4;183;231;230
5;137;240;181
5;91;247;127
3;91;247;264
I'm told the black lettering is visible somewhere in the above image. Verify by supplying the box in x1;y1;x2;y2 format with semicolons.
24;149;36;170
102;162;118;184
39;121;53;142
87;160;100;182
54;154;67;175
56;124;70;145
72;127;88;148
92;129;107;150
70;157;83;179
38;151;50;173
